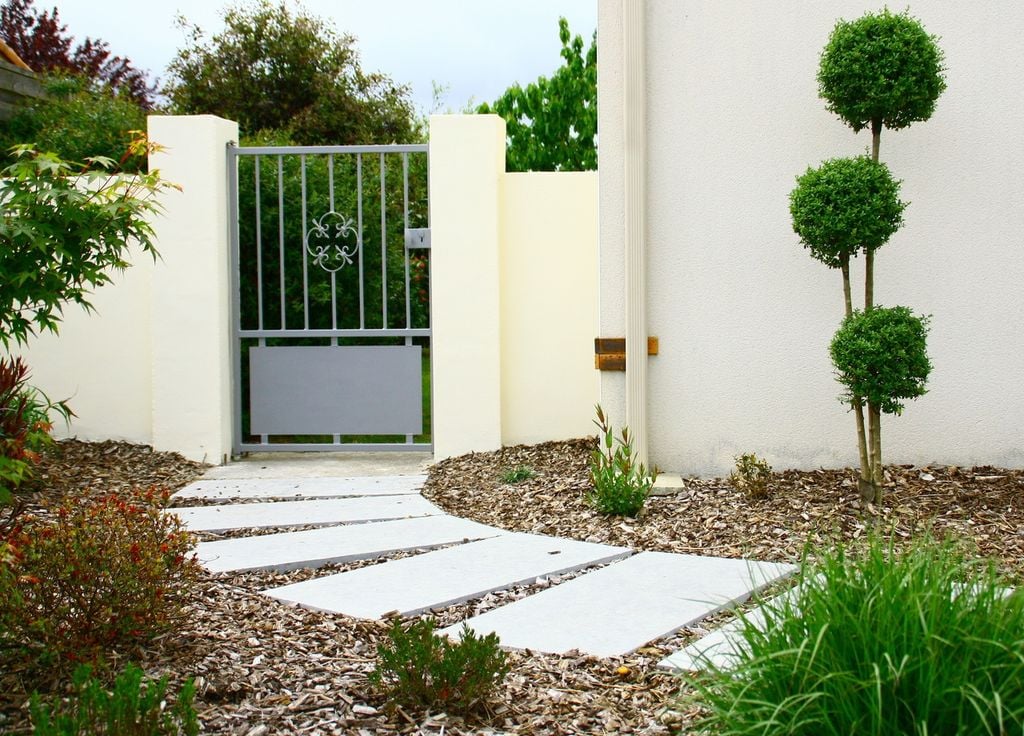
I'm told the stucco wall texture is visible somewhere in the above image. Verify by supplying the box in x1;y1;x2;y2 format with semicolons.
599;0;1024;475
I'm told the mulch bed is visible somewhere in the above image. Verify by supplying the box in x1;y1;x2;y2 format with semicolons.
1;437;1022;734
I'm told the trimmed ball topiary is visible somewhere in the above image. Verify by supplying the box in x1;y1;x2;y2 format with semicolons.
790;156;906;269
830;306;931;416
818;9;946;133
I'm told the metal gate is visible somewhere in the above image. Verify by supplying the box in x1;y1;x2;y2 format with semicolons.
227;143;431;454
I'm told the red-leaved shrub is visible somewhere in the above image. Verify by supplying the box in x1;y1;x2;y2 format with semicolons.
0;487;199;669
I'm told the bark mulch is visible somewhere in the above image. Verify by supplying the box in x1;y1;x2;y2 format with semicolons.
2;437;1022;734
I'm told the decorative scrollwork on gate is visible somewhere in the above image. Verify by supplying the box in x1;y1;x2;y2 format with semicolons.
305;211;361;273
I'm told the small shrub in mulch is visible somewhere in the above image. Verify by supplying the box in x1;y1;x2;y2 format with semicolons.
0;487;200;676
370;618;509;714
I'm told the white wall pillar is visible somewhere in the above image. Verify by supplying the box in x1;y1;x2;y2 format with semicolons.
429;115;506;460
147;115;238;464
623;0;650;464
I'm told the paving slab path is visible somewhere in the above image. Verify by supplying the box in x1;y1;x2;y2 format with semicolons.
168;495;442;533
441;552;796;657
174;475;424;500
197;515;504;573
183;457;797;661
264;532;632;619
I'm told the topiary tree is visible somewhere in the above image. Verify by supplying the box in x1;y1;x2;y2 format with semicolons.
791;10;945;503
818;8;946;308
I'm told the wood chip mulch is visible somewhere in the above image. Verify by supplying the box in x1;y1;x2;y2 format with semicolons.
2;437;1022;735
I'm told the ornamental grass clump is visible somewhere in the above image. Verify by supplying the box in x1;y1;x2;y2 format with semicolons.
30;663;198;736
0;487;200;672
370;618;508;714
589;404;654;517
691;534;1024;735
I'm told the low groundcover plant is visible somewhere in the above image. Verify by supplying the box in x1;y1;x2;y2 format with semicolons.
588;404;654;517
370;618;508;714
690;533;1024;735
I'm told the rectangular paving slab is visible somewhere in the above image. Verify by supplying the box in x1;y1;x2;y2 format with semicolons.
173;475;425;500
441;551;796;658
197;515;504;573
263;533;632;619
167;495;442;533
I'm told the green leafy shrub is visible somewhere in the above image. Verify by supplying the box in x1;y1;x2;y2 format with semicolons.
729;454;773;499
370;618;508;713
830;306;932;416
691;534;1024;735
819;9;947;134
0;74;148;171
500;466;535;484
0;488;199;669
588;404;654;517
0;142;173;347
789;156;905;270
30;662;198;736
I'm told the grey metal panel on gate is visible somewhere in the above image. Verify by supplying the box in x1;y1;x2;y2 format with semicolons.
250;346;422;435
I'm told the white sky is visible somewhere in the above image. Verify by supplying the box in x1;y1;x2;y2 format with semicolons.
43;0;598;114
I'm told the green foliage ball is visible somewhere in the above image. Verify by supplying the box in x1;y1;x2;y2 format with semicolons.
789;156;906;268
830;306;931;415
818;9;946;133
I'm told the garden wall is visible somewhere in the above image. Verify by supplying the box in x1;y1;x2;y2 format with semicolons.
15;114;599;464
16;115;238;465
598;0;1024;475
429;115;599;459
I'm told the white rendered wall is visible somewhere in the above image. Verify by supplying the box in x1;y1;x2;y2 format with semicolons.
599;0;1024;475
15;252;154;444
429;115;506;459
8;116;237;464
500;172;600;446
148;115;238;465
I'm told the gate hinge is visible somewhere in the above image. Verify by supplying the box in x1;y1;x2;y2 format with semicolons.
405;228;430;249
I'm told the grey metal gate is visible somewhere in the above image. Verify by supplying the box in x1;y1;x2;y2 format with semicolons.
227;143;431;454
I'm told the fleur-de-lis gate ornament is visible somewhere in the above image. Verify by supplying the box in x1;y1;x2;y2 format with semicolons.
305;211;360;272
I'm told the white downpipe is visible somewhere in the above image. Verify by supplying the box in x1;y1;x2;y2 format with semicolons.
623;0;648;464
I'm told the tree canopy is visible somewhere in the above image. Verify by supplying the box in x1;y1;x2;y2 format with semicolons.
164;0;417;144
0;0;154;108
478;17;596;172
818;9;946;134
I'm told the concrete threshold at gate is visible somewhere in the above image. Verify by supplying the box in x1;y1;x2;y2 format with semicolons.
167;495;443;533
441;551;797;658
262;533;632;619
203;452;431;480
196;515;505;573
173;474;426;500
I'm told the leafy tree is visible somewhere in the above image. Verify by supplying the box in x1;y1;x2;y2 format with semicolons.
164;0;416;144
478;17;596;172
0;74;147;170
0;0;154;108
790;10;945;502
0;139;174;346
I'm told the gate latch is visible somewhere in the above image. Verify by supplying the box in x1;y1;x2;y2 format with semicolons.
405;228;431;250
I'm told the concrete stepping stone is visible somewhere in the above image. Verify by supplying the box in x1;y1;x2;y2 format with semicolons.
263;533;632;619
659;592;786;672
173;474;425;500
197;515;505;573
442;551;796;658
167;495;442;533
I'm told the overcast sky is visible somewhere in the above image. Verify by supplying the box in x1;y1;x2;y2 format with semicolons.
42;0;598;114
